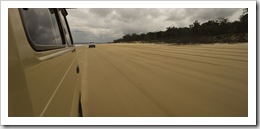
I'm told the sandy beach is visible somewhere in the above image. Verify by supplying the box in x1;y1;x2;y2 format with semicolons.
76;43;248;117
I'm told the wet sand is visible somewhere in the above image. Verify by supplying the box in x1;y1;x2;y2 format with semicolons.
76;43;248;117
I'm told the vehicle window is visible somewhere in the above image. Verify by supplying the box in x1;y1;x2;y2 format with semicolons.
58;9;73;46
20;8;64;51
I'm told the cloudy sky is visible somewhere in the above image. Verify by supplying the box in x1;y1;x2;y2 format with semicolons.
66;8;244;43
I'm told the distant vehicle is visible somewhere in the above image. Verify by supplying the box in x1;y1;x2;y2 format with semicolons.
8;8;82;117
89;42;96;48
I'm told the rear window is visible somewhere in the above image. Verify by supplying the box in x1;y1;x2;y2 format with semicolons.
20;8;65;51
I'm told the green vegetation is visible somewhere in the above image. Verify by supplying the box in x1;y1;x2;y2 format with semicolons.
113;9;248;44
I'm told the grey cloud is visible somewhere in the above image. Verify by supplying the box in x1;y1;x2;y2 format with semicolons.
89;8;114;17
166;9;187;21
189;8;241;21
67;8;243;43
67;9;90;19
70;31;93;43
113;8;161;22
166;8;242;23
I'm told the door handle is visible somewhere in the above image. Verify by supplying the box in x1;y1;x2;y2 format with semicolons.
76;65;80;74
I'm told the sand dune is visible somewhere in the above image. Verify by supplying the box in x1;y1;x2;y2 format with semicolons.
76;43;248;117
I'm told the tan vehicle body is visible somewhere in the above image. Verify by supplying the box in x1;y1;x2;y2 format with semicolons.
8;8;81;117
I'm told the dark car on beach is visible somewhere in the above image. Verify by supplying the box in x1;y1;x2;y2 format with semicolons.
89;42;96;48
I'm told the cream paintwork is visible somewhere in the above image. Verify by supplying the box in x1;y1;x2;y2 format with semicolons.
8;9;81;117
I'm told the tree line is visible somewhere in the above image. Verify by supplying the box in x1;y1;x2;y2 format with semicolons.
113;9;248;44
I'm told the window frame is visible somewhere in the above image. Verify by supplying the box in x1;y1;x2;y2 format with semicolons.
19;8;68;51
57;9;74;47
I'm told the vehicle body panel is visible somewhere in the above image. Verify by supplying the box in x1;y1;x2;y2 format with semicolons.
8;8;81;117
